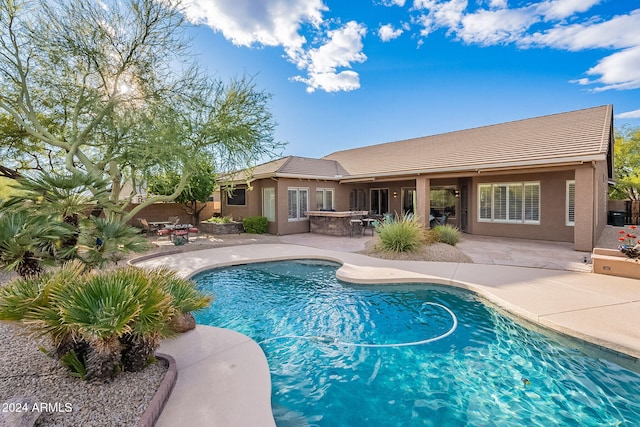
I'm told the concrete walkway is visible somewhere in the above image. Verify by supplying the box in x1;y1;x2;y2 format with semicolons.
135;239;640;427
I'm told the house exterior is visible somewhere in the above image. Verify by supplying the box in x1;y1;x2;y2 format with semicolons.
221;105;614;251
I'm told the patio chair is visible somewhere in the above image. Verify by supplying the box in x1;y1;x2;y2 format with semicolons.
349;219;363;237
430;213;449;228
168;216;180;225
187;226;202;241
139;218;159;237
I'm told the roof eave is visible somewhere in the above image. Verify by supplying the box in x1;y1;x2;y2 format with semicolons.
274;173;344;181
339;154;608;181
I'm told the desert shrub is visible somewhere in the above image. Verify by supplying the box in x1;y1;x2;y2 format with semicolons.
205;216;233;224
431;224;461;246
376;214;424;253
242;216;268;234
0;260;212;380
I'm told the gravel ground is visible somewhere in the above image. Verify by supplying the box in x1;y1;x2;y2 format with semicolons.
0;320;167;426
596;224;635;249
359;235;473;263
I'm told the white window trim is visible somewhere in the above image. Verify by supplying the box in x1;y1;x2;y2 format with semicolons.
288;187;309;222
477;182;540;225
316;188;335;210
566;180;575;226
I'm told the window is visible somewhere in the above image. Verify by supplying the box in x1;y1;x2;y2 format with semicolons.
349;189;367;211
227;188;246;206
316;188;334;210
566;180;575;226
430;187;456;218
478;182;540;224
479;185;492;220
370;188;389;215
288;188;308;221
263;187;276;222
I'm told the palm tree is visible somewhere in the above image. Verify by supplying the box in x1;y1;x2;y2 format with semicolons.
55;272;141;380
8;172;112;254
0;260;88;358
77;217;151;268
0;210;74;277
150;268;213;333
118;268;174;372
0;261;212;380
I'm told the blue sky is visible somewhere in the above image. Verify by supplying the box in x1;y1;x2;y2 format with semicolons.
182;0;640;159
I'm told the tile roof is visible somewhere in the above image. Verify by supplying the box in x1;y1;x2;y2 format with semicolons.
225;156;348;183
323;105;613;177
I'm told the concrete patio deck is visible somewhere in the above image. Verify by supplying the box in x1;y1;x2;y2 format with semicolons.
134;236;640;427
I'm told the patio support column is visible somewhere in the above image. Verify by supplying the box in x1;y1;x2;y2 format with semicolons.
416;177;430;229
574;167;595;251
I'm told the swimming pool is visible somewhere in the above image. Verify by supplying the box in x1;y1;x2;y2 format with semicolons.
193;260;640;426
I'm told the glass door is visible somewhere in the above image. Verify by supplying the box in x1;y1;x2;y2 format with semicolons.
370;188;389;215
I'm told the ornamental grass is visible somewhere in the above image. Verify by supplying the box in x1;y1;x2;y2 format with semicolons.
376;214;425;253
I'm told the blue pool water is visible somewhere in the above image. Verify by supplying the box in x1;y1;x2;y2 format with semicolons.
193;260;640;426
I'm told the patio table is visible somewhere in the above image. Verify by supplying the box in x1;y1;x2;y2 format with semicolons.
149;221;172;227
361;218;376;236
165;224;195;243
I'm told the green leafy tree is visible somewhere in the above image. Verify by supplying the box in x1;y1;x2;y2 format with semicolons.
148;160;216;225
0;0;282;224
611;127;640;200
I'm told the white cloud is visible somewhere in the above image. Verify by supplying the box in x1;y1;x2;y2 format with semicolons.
459;7;537;45
293;70;362;93
182;0;640;98
182;0;369;93
536;0;602;21
519;10;640;92
616;109;640;119
413;0;467;37
488;0;507;9
521;10;640;51
293;21;367;92
183;0;326;51
411;1;640;95
379;0;406;6
585;46;640;91
379;23;404;41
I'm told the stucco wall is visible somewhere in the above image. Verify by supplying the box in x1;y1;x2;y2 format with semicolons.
221;183;261;222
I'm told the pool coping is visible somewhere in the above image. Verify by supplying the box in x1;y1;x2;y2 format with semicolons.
134;244;640;427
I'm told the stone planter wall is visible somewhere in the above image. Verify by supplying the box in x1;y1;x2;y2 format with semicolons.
199;222;244;235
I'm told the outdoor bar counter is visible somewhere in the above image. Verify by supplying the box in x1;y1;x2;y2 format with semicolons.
306;210;368;237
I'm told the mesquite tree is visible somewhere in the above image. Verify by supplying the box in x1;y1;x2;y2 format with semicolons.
0;0;282;223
